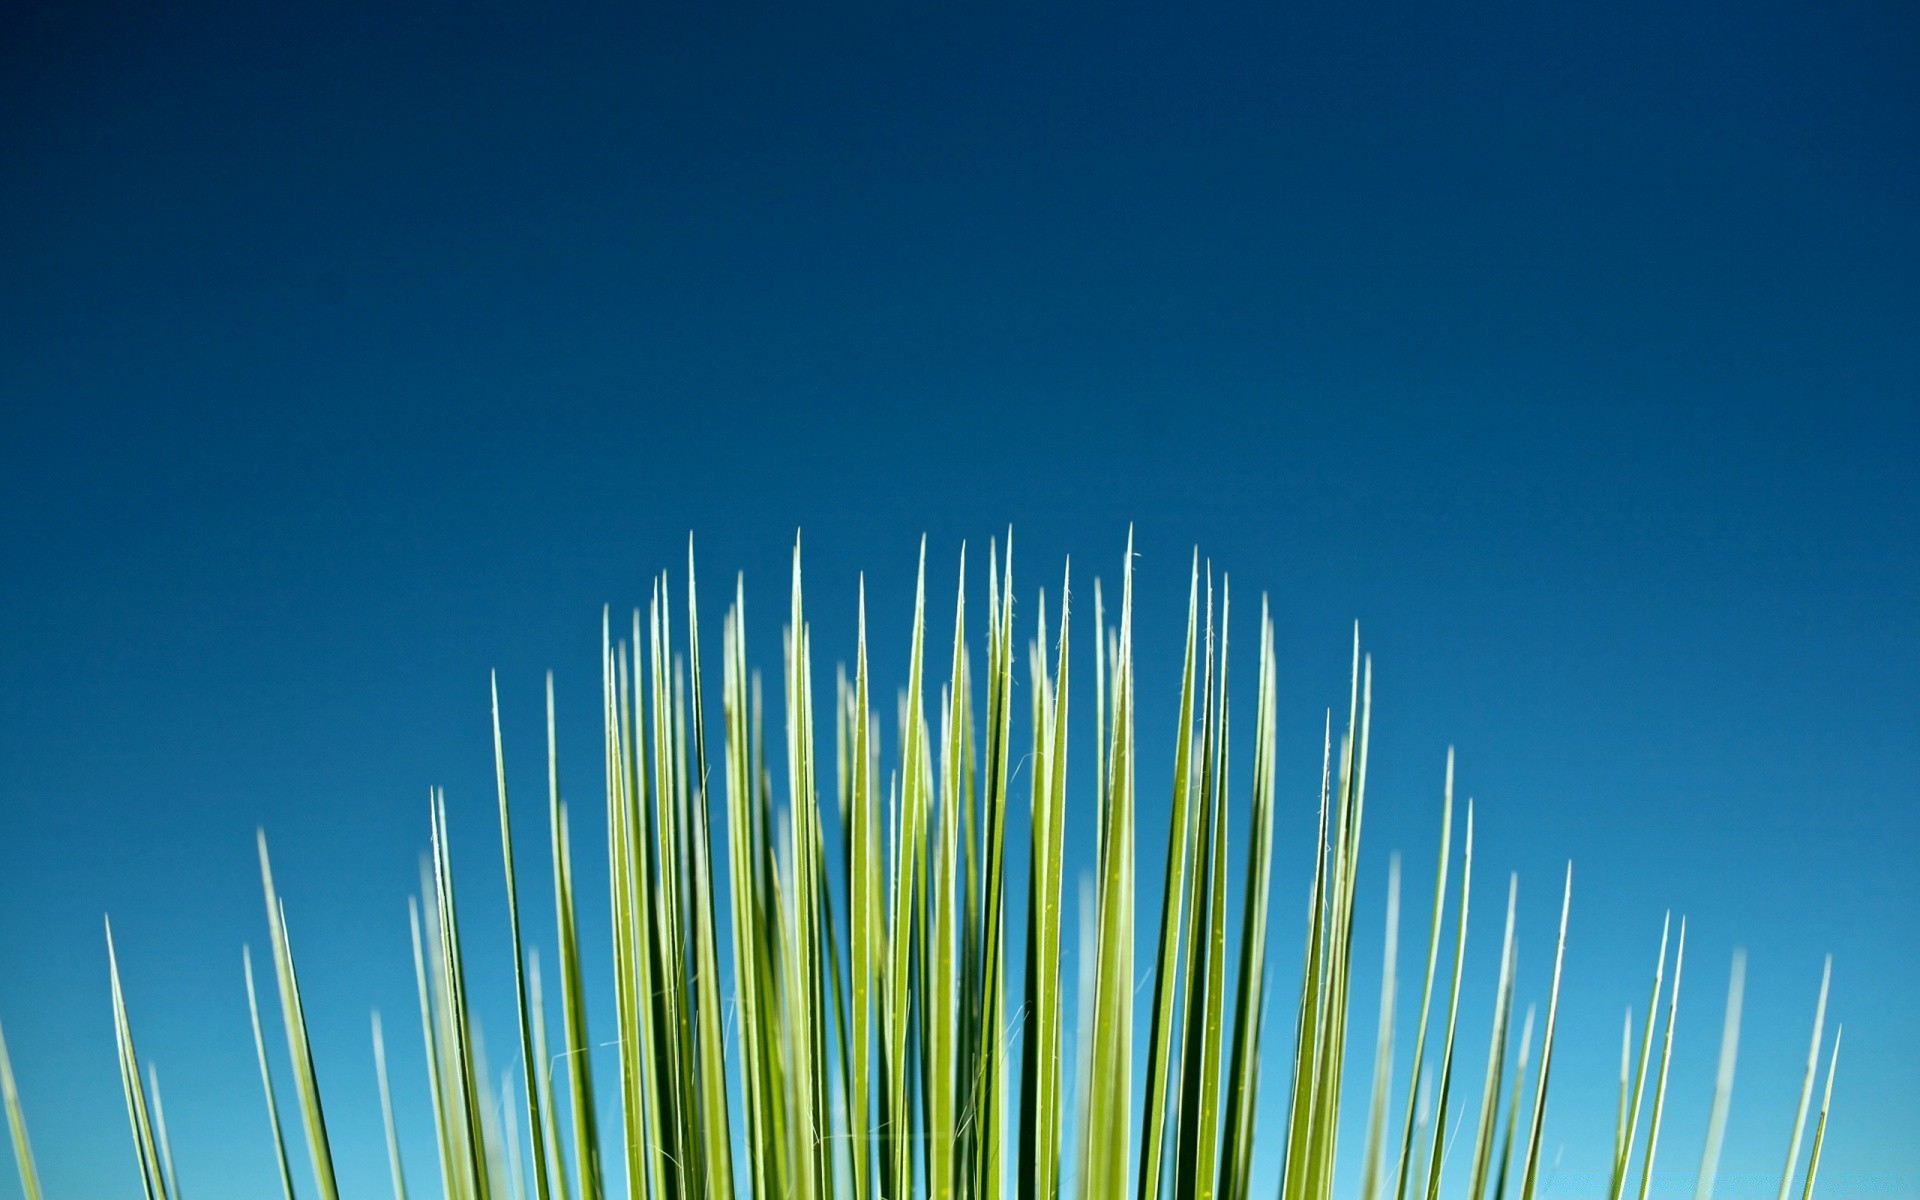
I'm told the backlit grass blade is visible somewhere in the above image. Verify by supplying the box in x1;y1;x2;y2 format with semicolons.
0;1015;44;1200
1394;760;1455;1200
1635;921;1687;1200
1465;877;1518;1200
1422;793;1474;1200
256;834;340;1200
492;673;553;1200
1136;553;1201;1200
1798;1027;1840;1200
1775;957;1831;1200
107;919;170;1200
1610;916;1671;1200
1516;864;1571;1200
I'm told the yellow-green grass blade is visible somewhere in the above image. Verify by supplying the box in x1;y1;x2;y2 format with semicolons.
1776;958;1832;1200
0;1014;45;1200
968;535;1017;1200
1135;553;1201;1200
685;543;738;1200
1492;1006;1534;1200
1422;795;1474;1200
1693;952;1746;1200
407;899;459;1200
493;674;553;1200
373;1010;411;1200
1278;712;1334;1200
256;834;340;1200
1610;917;1671;1200
1635;920;1687;1200
1173;575;1229;1200
1517;864;1572;1200
552;645;602;1200
429;790;493;1200
528;959;568;1200
1086;535;1139;1200
1359;858;1402;1200
1393;760;1454;1200
1798;1027;1839;1200
890;543;930;1200
929;546;967;1200
106;918;170;1200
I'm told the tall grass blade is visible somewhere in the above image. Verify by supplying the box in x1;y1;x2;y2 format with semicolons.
0;1015;44;1200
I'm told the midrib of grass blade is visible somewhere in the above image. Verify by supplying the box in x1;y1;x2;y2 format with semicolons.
1609;917;1671;1200
1135;553;1200;1200
1635;921;1686;1200
1775;958;1831;1200
106;919;170;1200
1465;878;1518;1200
1693;952;1746;1200
374;1010;411;1200
0;1014;45;1200
1359;858;1403;1200
1392;759;1453;1200
1798;1027;1839;1200
256;834;340;1200
492;674;553;1200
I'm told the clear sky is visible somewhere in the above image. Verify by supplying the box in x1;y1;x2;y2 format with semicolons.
1;2;1914;1199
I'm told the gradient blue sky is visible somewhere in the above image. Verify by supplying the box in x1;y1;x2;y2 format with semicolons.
1;1;1914;1198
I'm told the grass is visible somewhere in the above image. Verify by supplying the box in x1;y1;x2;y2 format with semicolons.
1;535;1842;1200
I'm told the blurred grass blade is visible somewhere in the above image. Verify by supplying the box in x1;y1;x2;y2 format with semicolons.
1693;952;1747;1200
0;1014;47;1200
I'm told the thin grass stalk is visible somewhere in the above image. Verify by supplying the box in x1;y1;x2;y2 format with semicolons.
374;1010;411;1200
244;945;300;1200
1798;1028;1840;1200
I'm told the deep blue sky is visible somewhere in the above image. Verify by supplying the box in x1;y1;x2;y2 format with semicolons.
1;1;1914;1198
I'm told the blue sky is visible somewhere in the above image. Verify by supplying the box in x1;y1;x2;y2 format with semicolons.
1;1;1914;1198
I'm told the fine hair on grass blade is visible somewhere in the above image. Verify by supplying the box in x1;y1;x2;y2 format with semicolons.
0;1014;46;1200
1694;951;1747;1200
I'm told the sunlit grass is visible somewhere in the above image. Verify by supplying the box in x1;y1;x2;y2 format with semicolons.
2;535;1842;1200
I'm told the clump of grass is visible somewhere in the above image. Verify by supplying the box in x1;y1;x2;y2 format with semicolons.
1;535;1843;1200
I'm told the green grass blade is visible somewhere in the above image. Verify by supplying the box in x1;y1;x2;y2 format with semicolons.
1776;958;1832;1200
1635;920;1687;1200
106;918;170;1200
1517;865;1571;1200
256;834;340;1200
493;674;553;1200
1798;1027;1840;1200
1359;858;1402;1200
